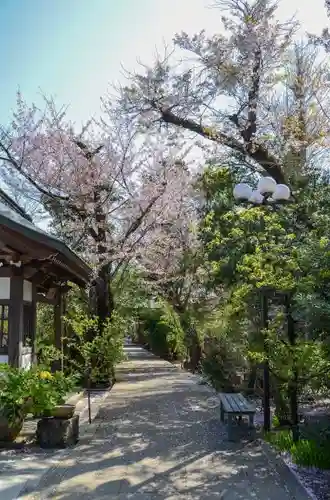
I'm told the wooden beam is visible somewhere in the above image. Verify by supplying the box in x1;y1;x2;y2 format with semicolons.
36;293;57;305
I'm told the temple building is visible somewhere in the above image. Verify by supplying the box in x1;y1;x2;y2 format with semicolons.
0;189;91;368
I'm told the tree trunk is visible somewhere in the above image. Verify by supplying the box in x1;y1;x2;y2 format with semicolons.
88;266;115;339
96;263;114;324
246;364;258;394
185;325;202;373
88;187;115;335
272;377;291;426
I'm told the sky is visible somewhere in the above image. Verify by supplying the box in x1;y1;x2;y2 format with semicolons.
0;0;328;127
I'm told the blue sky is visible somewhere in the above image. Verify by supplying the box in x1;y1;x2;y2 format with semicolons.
0;0;328;127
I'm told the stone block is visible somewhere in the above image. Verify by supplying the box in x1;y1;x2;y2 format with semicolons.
36;414;79;448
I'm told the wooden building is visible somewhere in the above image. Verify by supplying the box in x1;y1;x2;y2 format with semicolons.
0;190;91;368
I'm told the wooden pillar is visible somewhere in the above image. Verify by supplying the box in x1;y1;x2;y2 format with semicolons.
62;293;67;370
31;282;37;364
8;267;24;368
53;288;64;372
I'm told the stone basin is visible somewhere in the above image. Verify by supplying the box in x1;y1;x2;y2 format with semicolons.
48;404;75;419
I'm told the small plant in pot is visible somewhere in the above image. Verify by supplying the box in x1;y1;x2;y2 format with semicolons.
30;370;76;419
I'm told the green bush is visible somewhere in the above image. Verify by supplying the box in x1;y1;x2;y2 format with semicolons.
291;439;330;469
201;335;242;391
139;301;185;360
64;311;126;385
265;429;330;469
272;414;281;428
265;429;294;451
0;365;76;424
0;364;34;424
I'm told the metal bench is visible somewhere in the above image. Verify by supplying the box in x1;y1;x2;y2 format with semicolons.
219;392;256;441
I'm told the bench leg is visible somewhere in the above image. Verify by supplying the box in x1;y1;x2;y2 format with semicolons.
220;402;225;423
227;415;234;440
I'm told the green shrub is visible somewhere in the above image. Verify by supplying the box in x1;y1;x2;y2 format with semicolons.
201;335;242;391
265;429;293;451
37;344;62;369
139;301;185;360
64;311;125;384
265;429;330;469
0;364;34;424
272;414;281;428
0;365;76;424
291;439;330;469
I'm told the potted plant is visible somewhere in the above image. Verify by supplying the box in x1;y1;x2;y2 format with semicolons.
30;370;76;419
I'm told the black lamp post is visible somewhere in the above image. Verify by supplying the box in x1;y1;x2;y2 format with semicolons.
233;176;291;432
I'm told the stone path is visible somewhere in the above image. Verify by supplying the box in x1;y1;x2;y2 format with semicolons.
19;344;311;499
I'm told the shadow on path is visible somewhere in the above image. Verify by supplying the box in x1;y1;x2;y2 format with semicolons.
20;344;310;500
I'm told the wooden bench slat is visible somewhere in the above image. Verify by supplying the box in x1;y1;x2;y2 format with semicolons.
219;393;255;414
220;393;234;412
236;393;255;412
221;393;241;413
226;394;242;413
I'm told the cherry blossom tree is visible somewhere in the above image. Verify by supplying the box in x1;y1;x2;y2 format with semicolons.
115;0;302;183
0;93;193;323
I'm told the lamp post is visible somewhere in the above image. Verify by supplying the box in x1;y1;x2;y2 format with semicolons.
233;176;291;432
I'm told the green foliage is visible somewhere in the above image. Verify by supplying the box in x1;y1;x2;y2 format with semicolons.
0;365;75;424
0;364;33;424
64;311;126;384
114;268;151;318
196;163;330;421
36;285;90;371
265;430;330;469
29;370;76;416
36;303;54;348
138;300;186;360
37;344;62;369
265;430;294;451
158;301;186;359
201;338;238;391
199;304;249;389
272;414;280;428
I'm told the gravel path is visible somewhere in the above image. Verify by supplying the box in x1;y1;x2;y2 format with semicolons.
20;344;310;499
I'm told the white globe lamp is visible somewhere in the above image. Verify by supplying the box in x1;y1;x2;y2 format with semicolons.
249;190;264;204
233;183;253;201
273;184;290;201
257;177;277;194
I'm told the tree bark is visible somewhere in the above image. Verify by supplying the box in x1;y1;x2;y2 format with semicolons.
272;378;291;426
88;187;115;335
246;364;258;394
